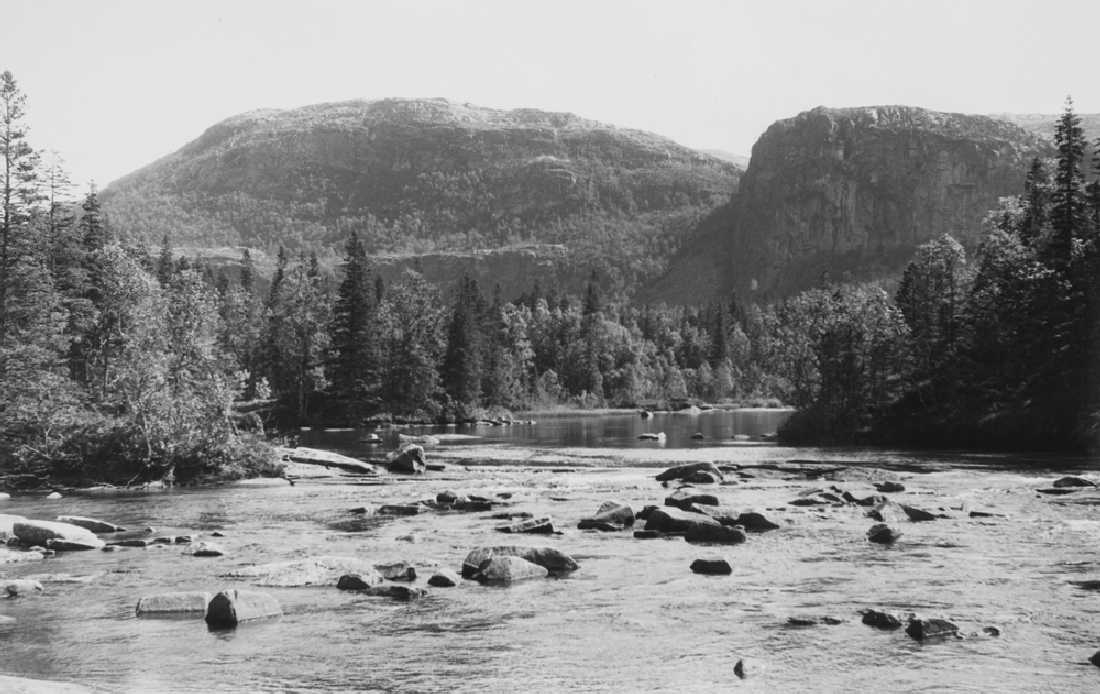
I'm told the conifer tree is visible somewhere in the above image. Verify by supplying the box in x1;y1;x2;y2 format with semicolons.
329;231;378;415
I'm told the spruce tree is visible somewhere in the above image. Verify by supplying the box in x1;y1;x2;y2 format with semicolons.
329;231;378;415
1047;97;1087;271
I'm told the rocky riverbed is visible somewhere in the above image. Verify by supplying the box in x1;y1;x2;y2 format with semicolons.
0;443;1098;692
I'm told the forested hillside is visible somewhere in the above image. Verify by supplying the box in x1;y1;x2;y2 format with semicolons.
101;98;739;296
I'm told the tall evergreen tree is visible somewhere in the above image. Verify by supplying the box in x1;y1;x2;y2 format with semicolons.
1047;97;1087;270
329;231;379;415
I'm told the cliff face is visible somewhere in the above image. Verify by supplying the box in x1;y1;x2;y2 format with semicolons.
103;98;738;296
652;106;1052;301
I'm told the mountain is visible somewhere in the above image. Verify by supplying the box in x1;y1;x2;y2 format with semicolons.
702;149;750;169
990;112;1100;144
650;106;1053;301
102;98;739;296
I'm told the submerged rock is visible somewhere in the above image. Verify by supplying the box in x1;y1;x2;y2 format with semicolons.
378;503;428;516
363;585;427;601
223;556;384;587
56;516;125;533
204;590;282;628
905;617;959;641
136;591;212;616
900;504;939;522
460;546;578;578
729;512;779;533
690;558;732;575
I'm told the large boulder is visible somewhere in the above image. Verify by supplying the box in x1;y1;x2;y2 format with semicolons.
222;556;384;587
729;512;779;533
204;590;282;628
136;591;212;616
578;501;635;531
12;520;104;551
867;523;900;544
460;546;578;578
56;516;125;533
655;462;724;483
387;444;426;474
427;569;461;587
690;558;732;575
664;488;719;510
685;523;746;545
644;507;722;535
472;555;549;584
0;513;27;539
861;609;902;630
337;574;384;590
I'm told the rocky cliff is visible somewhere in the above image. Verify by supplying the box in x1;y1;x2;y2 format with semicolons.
103;98;738;295
652;106;1052;301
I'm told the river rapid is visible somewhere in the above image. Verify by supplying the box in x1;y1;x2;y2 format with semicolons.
1;411;1098;693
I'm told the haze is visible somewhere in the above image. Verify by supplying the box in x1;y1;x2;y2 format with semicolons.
4;0;1097;188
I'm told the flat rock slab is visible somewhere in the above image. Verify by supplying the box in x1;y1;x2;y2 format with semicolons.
363;585;427;601
861;609;902;630
205;590;282;628
56;515;125;533
656;462;724;483
223;556;384;587
685;524;746;545
495;517;555;534
277;446;379;475
13;520;103;550
644;507;721;535
374;561;416;581
136;591;213;616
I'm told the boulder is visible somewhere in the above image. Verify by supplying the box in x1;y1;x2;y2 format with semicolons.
45;538;102;552
4;579;44;597
685;523;746;545
633;530;663;539
1090;650;1100;668
873;481;905;493
664;488;719;510
460;546;578;578
364;585;427;601
374;561;416;581
866;500;908;524
427;569;461;587
337;573;384;590
13;521;103;551
905;617;959;641
867;523;900;544
655;462;723;483
436;490;459;504
223;556;384;587
577;501;635;531
900;504;938;522
1052;476;1094;488
204;590;282;628
644;507;721;535
496;517;555;534
861;609;902;630
55;515;125;533
191;542;226;557
0;513;27;538
634;505;659;521
473;555;549;584
729;512;779;533
378;503;428;516
387;444;426;474
842;491;883;506
685;470;722;484
136;591;212;616
690;558;732;575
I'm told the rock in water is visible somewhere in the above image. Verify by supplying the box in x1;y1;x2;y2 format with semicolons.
4;579;44;597
364;585;427;601
905;617;959;641
12;520;103;551
495;517;555;534
55;515;125;533
690;558;732;575
1052;476;1094;488
655;462;724;483
427;569;460;587
900;504;938;522
861;609;902;630
45;538;103;552
577;501;635;531
460;546;578;578
873;481;905;493
136;592;212;616
644;507;722;535
374;561;416;581
664;487;719;510
473;555;549;584
387;444;426;474
191;542;226;557
730;512;779;533
685;524;747;545
337;574;383;590
866;523;900;544
1090;650;1100;668
204;590;282;628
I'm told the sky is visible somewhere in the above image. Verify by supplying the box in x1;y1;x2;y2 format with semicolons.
4;0;1099;189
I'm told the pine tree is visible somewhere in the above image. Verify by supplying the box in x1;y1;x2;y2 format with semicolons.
0;70;41;341
1047;97;1087;271
329;232;379;416
442;275;483;411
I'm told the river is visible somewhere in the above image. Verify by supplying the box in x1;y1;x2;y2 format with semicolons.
0;410;1098;692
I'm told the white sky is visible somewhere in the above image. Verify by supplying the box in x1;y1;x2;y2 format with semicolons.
4;0;1098;189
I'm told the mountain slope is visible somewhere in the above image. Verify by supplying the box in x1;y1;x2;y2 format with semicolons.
102;98;739;295
650;106;1053;302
